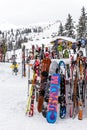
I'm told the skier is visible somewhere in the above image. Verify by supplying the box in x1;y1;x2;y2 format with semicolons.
12;61;18;75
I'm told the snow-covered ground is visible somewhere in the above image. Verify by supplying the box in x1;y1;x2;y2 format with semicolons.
0;62;87;130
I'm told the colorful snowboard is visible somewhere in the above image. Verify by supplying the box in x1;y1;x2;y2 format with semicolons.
46;74;60;123
42;61;59;118
59;74;66;119
37;57;51;113
58;60;66;119
77;57;84;120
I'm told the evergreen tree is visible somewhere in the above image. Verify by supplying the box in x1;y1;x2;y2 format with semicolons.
1;41;7;62
64;14;75;38
76;6;87;40
58;23;64;36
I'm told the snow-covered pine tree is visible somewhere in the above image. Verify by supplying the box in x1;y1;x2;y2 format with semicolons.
64;14;75;38
58;23;64;36
76;6;87;40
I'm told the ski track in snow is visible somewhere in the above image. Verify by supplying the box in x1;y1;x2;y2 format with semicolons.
0;63;87;130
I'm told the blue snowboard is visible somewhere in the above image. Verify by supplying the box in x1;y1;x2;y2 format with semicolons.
46;74;60;123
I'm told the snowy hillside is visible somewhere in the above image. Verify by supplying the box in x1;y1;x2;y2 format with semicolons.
0;62;87;130
29;20;61;41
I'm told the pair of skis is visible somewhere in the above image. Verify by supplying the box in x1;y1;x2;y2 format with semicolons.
72;55;85;120
26;57;40;116
26;71;37;116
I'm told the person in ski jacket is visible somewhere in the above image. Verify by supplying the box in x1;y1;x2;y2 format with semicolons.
12;61;18;74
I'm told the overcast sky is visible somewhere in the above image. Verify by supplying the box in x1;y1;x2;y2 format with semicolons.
0;0;87;26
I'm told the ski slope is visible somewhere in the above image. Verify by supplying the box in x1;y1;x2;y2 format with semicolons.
0;62;87;130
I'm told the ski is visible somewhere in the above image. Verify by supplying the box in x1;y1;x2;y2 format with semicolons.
25;71;37;115
22;45;26;77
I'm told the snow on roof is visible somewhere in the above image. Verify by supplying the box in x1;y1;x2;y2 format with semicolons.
21;36;76;50
50;36;76;43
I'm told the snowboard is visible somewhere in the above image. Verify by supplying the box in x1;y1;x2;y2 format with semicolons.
59;74;66;119
77;57;84;120
37;72;48;113
37;57;51;113
59;60;66;74
42;79;50;118
46;73;60;123
58;60;66;119
42;61;59;118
